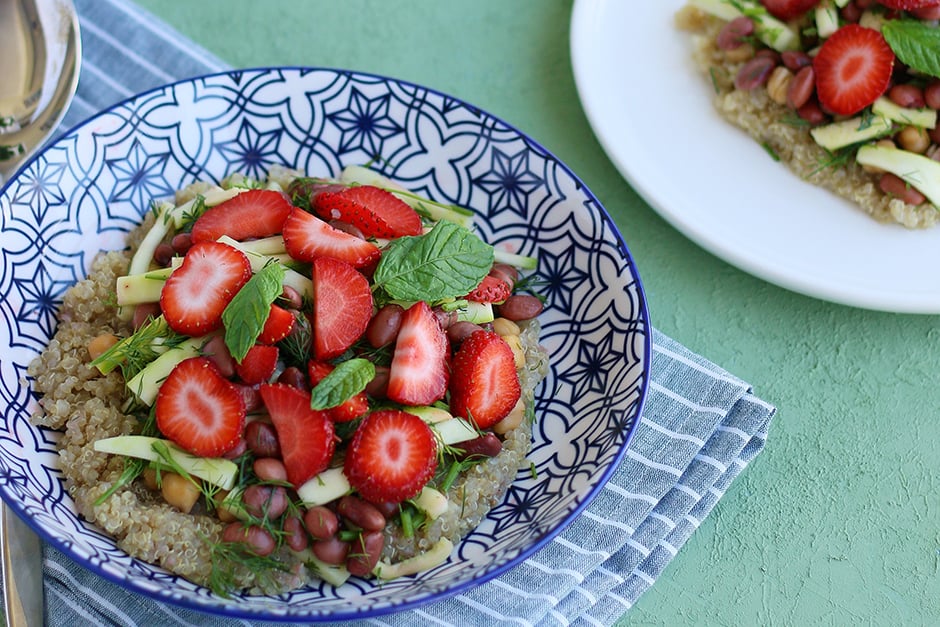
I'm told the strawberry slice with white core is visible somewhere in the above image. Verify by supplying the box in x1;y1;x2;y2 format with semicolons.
344;409;438;503
155;357;246;457
311;256;374;360
281;206;381;268
259;383;336;488
312;185;423;238
449;330;521;429
160;241;252;336
813;25;895;116
387;301;449;406
191;189;293;243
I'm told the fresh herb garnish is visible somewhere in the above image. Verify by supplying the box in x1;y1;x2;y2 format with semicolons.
372;220;493;302
93;457;147;506
309;358;375;410
91;316;188;378
883;20;940;80
222;261;285;362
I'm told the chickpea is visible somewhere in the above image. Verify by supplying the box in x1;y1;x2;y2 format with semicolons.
491;317;521;337
492;397;527;435
87;332;119;361
502;334;526;370
765;66;793;106
896;126;930;154
161;472;201;513
723;42;755;64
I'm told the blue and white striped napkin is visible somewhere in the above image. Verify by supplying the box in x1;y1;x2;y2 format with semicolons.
40;1;776;625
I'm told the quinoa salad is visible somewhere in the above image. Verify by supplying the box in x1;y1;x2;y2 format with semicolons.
676;0;940;228
27;164;550;595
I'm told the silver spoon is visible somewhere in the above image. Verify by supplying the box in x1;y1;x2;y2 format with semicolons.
0;1;81;624
0;0;81;184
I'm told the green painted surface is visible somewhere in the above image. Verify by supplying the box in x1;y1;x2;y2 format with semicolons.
133;1;940;623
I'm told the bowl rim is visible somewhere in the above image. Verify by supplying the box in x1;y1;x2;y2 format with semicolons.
0;65;652;621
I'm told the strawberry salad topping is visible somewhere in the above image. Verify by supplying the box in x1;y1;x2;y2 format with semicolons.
89;166;548;592
684;0;940;219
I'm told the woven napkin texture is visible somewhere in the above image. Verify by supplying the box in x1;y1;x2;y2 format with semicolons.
35;0;777;625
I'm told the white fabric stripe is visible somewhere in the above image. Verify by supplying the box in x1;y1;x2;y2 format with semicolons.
674;483;703;501
547;608;570;626
627;538;651;557
732;457;747;469
582;509;635;534
649;512;676;529
716;424;750;439
685;512;702;526
554;536;611;559
626;449;683;477
102;0;227;71
490;578;560;605
81;61;135;98
525;558;586;583
605;589;634;611
649;381;727;415
81;19;176;83
640;416;706;446
596;566;626;585
580;612;606;627
48;586;110;626
653;342;742;386
708;485;727;499
694;453;728;473
46;560;141;626
660;540;679;556
603;482;660;505
412;609;453;626
455;594;532;625
571;586;598;605
634;569;656;586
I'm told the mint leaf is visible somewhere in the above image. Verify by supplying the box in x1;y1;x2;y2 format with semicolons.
222;262;285;362
372;220;493;302
310;358;375;410
883;20;940;80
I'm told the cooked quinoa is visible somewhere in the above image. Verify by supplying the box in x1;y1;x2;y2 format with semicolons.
675;5;939;229
27;173;550;594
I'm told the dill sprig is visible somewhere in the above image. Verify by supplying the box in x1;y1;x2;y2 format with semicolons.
91;316;189;379
208;540;290;598
93;457;147;506
277;312;312;368
176;194;206;232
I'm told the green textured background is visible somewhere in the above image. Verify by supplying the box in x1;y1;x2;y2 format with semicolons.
135;1;940;624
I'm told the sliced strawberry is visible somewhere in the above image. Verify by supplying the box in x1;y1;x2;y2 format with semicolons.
307;360;370;422
343;409;438;503
311;257;373;360
312;185;423;238
160;241;252;335
877;0;940;9
386;301;449;406
449;330;521;429
190;189;292;243
759;0;819;20
281;207;381;268
234;344;279;385
259;383;336;487
257;304;295;345
813;24;895;116
155;357;246;457
465;274;511;303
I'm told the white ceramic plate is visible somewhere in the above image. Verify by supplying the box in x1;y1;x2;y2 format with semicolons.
571;0;940;313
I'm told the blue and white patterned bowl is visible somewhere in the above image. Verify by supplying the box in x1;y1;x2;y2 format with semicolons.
0;68;650;621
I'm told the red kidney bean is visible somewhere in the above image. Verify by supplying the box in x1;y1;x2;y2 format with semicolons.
253;458;288;483
370;501;401;519
277;365;307;389
132;302;162;330
840;1;862;22
366;304;404;348
243;484;289;519
925;81;940;110
346;530;385;577
153;243;175;267
222;522;276;557
329;220;366;240
854;0;874;8
170;232;193;255
912;5;940;19
489;263;519;289
280;285;304;310
304;505;340;540
456;433;503;460
735;56;777;91
202;335;236;378
222;439;247;460
889;84;925;109
879;173;926;205
365;365;389;398
245;421;281;458
754;49;780;63
787;66;815;110
337;495;387;532
781;50;812;72
232;382;262;413
797;100;828;126
312;536;350;565
496;294;543;321
716;16;755;50
447;321;483;344
283;515;309;552
930;125;940;145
